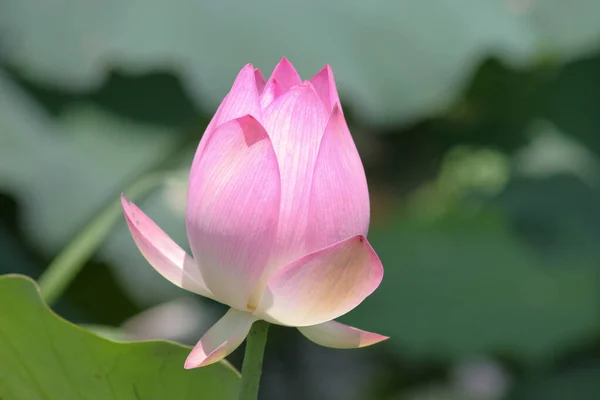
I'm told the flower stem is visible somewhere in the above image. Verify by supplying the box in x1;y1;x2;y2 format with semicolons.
239;320;270;400
38;172;169;306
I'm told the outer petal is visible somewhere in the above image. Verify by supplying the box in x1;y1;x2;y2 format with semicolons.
265;57;302;95
186;116;281;311
305;105;370;252
184;308;256;369
208;64;264;131
258;84;329;282
257;235;383;327
192;64;263;164
309;65;341;113
121;195;214;299
298;321;388;349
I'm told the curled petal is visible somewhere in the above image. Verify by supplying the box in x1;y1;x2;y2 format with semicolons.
306;105;370;252
184;308;256;369
208;64;263;129
193;64;263;164
186;116;281;311
298;321;388;349
309;65;341;113
257;235;383;327
261;83;329;271
265;57;302;95
121;195;214;299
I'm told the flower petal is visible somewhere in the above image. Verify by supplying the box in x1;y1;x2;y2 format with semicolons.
305;105;370;252
209;64;263;130
298;320;388;349
265;57;302;95
184;308;256;369
121;195;214;299
309;65;341;113
261;84;329;272
254;68;266;94
257;235;383;327
193;64;263;164
186;115;281;311
259;79;283;110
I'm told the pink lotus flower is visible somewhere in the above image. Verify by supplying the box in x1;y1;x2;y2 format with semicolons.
122;58;387;369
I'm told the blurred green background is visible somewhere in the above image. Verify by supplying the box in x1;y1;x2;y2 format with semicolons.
1;1;600;399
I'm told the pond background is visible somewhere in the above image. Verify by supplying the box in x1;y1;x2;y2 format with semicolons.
1;1;600;399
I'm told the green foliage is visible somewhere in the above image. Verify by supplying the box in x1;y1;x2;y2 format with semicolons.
545;54;600;156
344;204;599;361
513;362;600;400
2;1;600;398
0;72;199;305
0;274;239;400
1;0;599;124
341;146;600;362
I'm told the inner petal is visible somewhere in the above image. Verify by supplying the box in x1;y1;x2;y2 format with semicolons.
245;83;329;308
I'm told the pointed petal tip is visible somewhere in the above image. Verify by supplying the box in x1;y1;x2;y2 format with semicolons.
197;61;264;146
350;235;384;283
183;362;195;370
183;343;227;369
234;64;257;81
298;321;388;349
234;114;270;146
362;332;389;346
276;57;300;72
273;56;295;75
254;68;264;78
232;114;255;129
333;329;389;348
183;355;200;369
267;57;302;93
120;195;139;226
314;64;333;77
183;309;255;369
310;64;341;113
254;68;266;93
184;357;207;369
120;194;137;218
120;194;215;299
121;196;137;234
236;64;262;89
237;113;258;123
